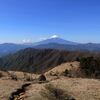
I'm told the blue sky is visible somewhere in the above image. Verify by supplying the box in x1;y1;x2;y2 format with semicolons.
0;0;100;43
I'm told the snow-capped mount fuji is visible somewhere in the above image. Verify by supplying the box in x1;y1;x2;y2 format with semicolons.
34;36;78;46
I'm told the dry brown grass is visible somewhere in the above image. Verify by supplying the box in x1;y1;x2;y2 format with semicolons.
0;79;24;100
0;62;100;100
45;61;80;76
25;77;100;100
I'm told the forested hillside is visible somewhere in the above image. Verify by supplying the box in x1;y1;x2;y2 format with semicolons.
0;48;100;74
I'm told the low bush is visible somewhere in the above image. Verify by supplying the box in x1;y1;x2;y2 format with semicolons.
38;74;46;81
10;74;18;81
0;72;3;78
40;84;76;100
62;69;69;76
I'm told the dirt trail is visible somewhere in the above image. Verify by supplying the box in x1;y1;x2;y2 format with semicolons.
9;83;31;100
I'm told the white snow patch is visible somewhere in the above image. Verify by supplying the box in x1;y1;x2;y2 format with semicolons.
50;35;59;39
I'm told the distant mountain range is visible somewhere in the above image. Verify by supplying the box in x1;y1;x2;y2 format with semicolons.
0;43;28;57
35;43;100;52
0;37;100;56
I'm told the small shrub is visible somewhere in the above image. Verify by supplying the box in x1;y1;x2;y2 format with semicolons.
40;84;76;100
0;72;3;78
38;74;46;81
62;69;75;78
10;74;18;81
63;69;69;76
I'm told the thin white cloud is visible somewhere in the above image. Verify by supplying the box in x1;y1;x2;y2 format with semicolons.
39;37;47;41
22;39;32;43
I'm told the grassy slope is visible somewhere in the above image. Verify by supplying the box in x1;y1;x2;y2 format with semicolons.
0;62;100;100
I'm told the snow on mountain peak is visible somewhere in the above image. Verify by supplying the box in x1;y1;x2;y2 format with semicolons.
50;35;59;39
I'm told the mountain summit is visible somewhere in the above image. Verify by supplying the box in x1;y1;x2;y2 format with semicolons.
34;37;78;46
